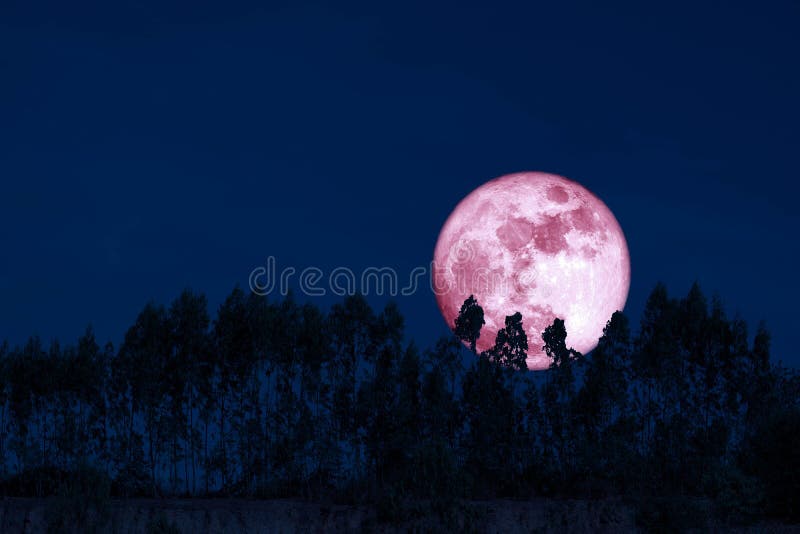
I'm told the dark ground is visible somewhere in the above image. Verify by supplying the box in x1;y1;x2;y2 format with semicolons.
1;497;799;533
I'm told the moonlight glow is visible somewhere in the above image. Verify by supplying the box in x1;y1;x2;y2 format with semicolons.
433;171;631;370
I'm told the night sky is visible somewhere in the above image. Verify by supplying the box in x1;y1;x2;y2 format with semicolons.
1;1;798;368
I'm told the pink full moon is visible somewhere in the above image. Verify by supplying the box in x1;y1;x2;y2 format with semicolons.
433;171;631;370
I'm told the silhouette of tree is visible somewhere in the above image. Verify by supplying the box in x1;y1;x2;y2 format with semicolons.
541;318;583;491
454;295;484;353
116;303;171;497
211;287;262;494
165;290;210;495
424;336;463;446
0;282;795;526
574;311;636;494
491;312;528;371
328;294;377;497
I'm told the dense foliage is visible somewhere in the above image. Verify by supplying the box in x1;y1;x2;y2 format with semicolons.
0;283;797;526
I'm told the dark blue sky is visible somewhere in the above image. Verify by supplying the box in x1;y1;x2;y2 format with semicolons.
1;0;798;366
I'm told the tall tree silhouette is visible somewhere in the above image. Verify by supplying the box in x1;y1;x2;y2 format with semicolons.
491;312;529;371
575;311;635;493
541;318;581;490
212;287;263;493
166;290;210;495
328;294;376;496
454;295;484;353
116;303;171;497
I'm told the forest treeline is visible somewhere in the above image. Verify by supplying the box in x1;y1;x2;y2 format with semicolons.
0;283;798;527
